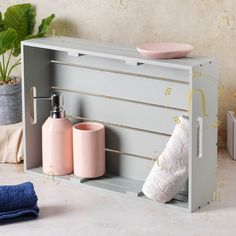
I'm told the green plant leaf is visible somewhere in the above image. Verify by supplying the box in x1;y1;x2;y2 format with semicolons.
37;13;55;37
4;4;36;57
4;4;36;40
12;42;21;57
0;12;4;32
2;4;54;57
26;13;55;40
0;28;17;55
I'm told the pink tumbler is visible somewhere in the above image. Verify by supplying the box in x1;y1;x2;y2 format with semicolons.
73;122;105;178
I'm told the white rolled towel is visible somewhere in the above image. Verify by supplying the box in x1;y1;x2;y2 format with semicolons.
142;116;189;203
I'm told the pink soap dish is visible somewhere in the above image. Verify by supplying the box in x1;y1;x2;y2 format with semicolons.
137;42;193;59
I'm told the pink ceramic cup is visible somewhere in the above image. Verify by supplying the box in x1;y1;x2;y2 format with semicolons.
73;122;105;178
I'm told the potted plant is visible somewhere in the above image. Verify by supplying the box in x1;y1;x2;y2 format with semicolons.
0;3;55;125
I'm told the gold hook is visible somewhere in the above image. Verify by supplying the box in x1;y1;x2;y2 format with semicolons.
187;89;208;117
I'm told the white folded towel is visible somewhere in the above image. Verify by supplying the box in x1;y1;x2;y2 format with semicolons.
142;116;189;203
0;122;23;163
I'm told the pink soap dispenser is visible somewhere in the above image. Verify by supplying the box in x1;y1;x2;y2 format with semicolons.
42;93;73;176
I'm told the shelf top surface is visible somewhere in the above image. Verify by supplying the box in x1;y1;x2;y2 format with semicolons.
22;36;213;70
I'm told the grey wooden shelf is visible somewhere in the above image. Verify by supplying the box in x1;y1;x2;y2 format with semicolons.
22;36;218;212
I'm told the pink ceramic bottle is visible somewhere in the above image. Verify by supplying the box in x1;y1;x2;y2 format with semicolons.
42;93;73;176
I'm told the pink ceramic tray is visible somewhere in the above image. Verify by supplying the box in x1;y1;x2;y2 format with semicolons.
137;42;193;59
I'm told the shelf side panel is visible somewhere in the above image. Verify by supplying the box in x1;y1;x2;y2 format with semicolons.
22;46;52;170
189;60;218;212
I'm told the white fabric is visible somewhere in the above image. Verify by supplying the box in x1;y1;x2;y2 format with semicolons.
142;116;189;203
0;122;23;163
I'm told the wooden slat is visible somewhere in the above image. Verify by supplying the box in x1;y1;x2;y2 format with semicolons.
82;175;143;196
52;63;189;110
69;115;169;159
105;151;154;181
105;126;169;159
23;36;211;68
27;167;188;210
52;51;190;83
58;90;188;135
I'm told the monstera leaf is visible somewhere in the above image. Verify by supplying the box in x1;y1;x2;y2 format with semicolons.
4;4;35;39
0;28;17;55
4;4;36;56
0;3;55;81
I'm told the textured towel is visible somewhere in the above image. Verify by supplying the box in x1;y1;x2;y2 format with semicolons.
0;122;23;163
142;116;189;203
0;182;39;224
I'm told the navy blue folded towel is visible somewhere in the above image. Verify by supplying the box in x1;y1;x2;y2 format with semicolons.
0;182;39;224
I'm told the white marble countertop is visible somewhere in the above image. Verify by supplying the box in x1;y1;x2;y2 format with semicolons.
0;150;235;236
